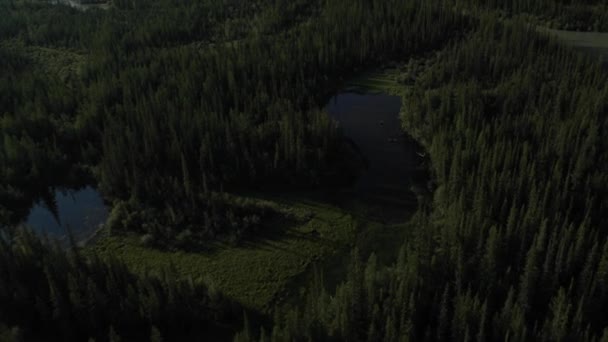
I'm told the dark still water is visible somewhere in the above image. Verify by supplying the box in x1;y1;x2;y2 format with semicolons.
25;186;108;242
326;93;427;221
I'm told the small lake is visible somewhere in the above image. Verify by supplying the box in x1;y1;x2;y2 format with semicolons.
25;186;108;243
326;92;427;222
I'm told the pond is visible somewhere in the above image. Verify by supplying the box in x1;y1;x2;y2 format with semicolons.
325;92;428;222
25;186;108;243
284;92;430;298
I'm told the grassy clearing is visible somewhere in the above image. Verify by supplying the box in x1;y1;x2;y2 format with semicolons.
1;40;85;81
538;27;608;64
342;68;403;94
247;191;419;309
87;189;418;313
87;195;359;312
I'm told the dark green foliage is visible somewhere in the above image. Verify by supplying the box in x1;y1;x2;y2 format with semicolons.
0;42;89;225
89;0;465;241
238;15;608;342
106;194;285;249
2;0;608;341
1;0;467;241
0;228;243;341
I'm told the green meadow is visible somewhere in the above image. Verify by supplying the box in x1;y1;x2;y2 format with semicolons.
87;190;417;312
538;27;608;64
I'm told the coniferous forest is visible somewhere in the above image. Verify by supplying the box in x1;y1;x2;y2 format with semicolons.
1;0;607;341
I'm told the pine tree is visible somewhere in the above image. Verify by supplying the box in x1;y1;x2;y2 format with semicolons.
150;326;162;342
108;326;121;342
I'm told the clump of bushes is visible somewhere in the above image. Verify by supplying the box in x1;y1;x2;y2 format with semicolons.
106;193;294;251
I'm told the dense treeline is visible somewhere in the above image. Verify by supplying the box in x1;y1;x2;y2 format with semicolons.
1;0;467;243
78;0;466;244
0;41;88;225
0;228;244;341
0;0;338;239
403;19;608;339
3;0;608;340
0;0;273;229
237;17;608;341
0;1;102;48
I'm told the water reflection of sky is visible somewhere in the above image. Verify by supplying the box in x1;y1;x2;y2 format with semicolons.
26;186;108;241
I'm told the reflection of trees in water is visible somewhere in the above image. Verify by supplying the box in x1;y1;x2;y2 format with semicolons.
326;93;432;223
4;159;94;224
39;188;61;227
24;186;109;244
